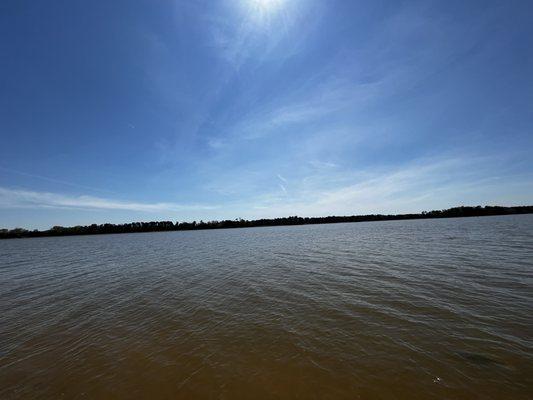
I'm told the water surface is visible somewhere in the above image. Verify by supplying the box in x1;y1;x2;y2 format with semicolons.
1;215;532;399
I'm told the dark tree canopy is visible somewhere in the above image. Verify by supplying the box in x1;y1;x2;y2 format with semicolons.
1;205;532;239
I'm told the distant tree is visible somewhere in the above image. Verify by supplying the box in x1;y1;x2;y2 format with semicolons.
2;205;533;239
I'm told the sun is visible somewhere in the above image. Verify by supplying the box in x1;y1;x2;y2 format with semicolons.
249;0;285;13
240;0;288;28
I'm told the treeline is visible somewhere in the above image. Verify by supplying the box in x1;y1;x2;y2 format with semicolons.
1;205;532;239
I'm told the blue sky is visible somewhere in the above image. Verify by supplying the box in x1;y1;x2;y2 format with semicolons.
1;0;532;229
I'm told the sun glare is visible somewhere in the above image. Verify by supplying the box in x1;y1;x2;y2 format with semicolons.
249;0;285;13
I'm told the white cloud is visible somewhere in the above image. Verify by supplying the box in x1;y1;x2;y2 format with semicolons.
242;156;533;217
2;155;531;230
0;187;216;213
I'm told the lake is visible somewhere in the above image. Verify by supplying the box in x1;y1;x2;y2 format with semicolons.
1;215;532;399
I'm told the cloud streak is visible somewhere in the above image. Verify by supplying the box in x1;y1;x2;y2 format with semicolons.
2;154;531;230
0;188;216;213
241;155;533;218
0;166;116;195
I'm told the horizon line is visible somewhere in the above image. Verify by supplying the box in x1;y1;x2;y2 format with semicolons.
2;205;532;240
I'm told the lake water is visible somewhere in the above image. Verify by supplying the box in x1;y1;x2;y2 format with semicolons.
1;215;532;399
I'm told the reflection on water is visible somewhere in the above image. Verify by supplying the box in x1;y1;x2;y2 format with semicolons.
1;215;532;399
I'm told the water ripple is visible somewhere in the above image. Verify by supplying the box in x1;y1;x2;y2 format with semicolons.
1;215;532;399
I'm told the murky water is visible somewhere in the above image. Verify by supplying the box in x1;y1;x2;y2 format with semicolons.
1;215;532;399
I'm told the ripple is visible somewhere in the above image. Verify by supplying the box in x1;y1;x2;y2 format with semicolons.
1;215;532;399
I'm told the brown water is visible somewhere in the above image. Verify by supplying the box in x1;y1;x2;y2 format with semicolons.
1;215;532;399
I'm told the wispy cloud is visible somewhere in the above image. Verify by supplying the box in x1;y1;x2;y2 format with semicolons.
203;81;380;151
308;161;339;169
2;155;531;229
0;187;216;212
241;155;533;217
0;166;116;195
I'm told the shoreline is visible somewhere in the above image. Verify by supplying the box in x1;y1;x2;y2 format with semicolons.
2;205;532;240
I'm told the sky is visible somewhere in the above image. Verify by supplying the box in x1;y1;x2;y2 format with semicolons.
1;0;532;230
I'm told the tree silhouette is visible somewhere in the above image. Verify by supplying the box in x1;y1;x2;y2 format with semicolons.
1;205;532;239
